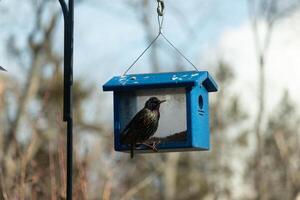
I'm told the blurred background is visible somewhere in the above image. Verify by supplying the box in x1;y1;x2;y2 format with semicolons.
1;0;300;199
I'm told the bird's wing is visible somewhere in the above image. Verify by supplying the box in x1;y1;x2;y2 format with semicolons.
121;109;149;143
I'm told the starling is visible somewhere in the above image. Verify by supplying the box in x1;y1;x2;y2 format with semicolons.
121;97;166;158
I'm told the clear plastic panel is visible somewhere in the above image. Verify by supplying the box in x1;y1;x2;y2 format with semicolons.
119;88;187;144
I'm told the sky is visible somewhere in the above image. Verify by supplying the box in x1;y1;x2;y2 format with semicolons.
217;11;300;117
72;0;250;123
1;0;299;126
74;0;300;122
73;0;248;78
0;0;248;78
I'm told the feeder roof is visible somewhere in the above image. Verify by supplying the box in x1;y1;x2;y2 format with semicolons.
103;71;218;92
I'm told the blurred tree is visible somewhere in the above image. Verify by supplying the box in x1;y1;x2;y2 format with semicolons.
246;91;300;199
174;61;247;200
247;0;300;198
0;0;101;199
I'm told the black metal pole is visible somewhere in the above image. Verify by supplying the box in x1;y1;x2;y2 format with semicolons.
58;0;74;200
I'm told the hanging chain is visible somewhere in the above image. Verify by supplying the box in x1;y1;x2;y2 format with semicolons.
123;0;199;75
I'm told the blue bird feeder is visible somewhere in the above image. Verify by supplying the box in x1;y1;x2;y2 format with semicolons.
103;71;218;154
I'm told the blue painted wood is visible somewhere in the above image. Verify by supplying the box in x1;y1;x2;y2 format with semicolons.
113;92;122;151
190;85;210;150
103;71;218;92
186;87;193;147
103;71;218;153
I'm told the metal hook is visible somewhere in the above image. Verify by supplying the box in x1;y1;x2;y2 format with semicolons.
157;0;164;16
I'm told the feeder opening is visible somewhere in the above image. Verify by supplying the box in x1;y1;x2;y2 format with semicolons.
118;88;187;146
198;95;203;110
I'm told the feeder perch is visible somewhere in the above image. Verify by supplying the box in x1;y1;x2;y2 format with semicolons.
102;71;218;153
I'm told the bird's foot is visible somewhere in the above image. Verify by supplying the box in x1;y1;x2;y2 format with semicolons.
152;141;161;152
142;141;161;152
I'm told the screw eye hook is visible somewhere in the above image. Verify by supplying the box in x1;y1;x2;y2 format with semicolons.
157;0;164;16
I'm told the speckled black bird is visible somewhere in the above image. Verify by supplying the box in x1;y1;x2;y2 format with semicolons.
121;97;166;158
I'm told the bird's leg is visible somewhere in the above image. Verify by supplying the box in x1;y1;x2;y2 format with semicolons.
130;142;135;159
141;143;156;151
142;141;161;152
152;141;161;152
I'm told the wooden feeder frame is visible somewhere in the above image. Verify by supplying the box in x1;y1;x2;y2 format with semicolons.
103;71;218;154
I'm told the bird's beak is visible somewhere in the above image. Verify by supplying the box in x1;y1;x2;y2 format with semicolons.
159;100;166;104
